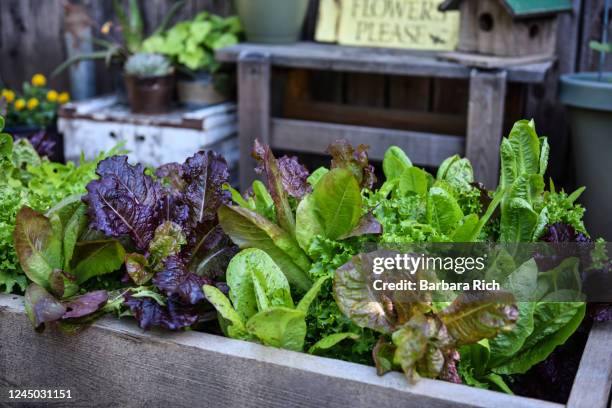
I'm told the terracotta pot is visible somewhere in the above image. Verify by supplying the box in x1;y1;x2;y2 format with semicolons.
124;74;174;114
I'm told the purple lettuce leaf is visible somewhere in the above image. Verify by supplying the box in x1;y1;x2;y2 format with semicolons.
62;290;108;319
540;223;591;243
327;139;376;189
590;304;612;322
276;155;311;199
439;349;461;384
252;140;296;234
124;294;200;330
156;162;186;195
24;283;66;331
186;224;237;279
176;150;235;277
536;222;594;271
181;151;230;230
152;255;213;305
339;212;383;240
17;130;56;158
83;156;163;250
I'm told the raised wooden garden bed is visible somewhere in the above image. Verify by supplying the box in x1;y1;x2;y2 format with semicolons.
1;294;610;408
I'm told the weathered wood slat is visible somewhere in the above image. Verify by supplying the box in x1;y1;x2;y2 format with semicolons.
0;294;564;408
270;118;464;166
566;321;612;408
282;99;467;136
466;70;507;189
216;43;552;83
237;52;271;189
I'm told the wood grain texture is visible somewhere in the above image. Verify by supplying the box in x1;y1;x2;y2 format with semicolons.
566;321;612;408
282;99;467;136
270;118;465;166
0;0;68;91
466;69;507;189
0;294;565;408
238;52;271;189
578;0;612;72
344;73;386;107
525;0;582;187
457;0;558;57
216;43;552;83
388;76;431;111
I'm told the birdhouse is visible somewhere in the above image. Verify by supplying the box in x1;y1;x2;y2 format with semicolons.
439;0;572;57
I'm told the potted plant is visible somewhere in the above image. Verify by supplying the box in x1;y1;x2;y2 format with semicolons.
52;0;185;111
0;74;70;158
560;0;612;240
124;53;175;114
234;0;310;43
142;11;242;107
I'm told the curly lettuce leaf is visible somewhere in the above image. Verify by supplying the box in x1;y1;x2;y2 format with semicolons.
327;139;376;189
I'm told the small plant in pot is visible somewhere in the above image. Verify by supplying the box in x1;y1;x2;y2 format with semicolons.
560;0;612;240
52;0;186;93
124;53;175;114
142;11;242;107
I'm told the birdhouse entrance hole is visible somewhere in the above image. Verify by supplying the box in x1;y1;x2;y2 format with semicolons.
478;13;494;32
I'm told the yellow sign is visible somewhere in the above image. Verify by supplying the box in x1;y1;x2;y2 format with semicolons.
316;0;459;51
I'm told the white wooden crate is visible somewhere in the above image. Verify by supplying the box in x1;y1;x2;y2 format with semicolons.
58;95;238;169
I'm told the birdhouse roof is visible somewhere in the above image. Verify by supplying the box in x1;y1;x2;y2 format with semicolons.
439;0;573;18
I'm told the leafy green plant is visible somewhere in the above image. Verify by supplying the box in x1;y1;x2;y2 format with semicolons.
459;257;586;392
124;53;173;77
52;0;185;76
335;120;591;390
14;199;125;330
83;151;236;330
333;250;518;382
142;11;241;73
204;248;351;352
0;117;122;294
219;141;380;293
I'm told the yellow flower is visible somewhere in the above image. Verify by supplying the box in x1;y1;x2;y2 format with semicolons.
14;99;26;111
101;21;113;35
58;92;70;104
1;89;15;103
27;98;39;110
31;73;47;87
47;90;59;102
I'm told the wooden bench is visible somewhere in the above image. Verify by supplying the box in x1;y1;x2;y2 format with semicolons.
216;42;553;189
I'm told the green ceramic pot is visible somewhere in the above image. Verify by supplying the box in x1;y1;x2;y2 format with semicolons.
234;0;309;43
560;72;612;240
